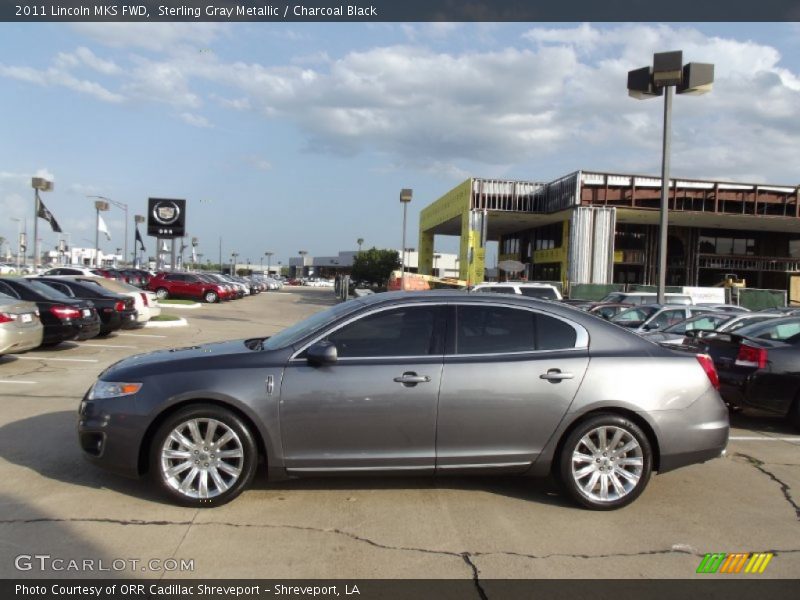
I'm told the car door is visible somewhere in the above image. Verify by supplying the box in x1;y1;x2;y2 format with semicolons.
436;303;589;472
279;304;446;473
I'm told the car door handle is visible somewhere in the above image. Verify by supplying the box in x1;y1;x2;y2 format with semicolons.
539;369;574;382
393;372;431;385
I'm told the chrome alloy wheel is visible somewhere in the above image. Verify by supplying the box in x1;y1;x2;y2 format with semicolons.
160;418;244;500
570;425;644;503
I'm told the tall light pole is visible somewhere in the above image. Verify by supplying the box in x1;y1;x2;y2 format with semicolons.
628;51;714;303
93;199;110;268
231;252;238;275
399;188;413;291
134;214;145;267
31;177;53;270
88;196;128;267
357;238;364;254
9;217;22;272
265;251;273;276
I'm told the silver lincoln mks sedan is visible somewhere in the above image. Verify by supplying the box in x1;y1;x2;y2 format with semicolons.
79;291;728;510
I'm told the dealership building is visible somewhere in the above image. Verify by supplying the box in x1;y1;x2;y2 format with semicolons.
418;171;800;292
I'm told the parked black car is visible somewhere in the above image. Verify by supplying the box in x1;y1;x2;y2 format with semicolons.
38;278;138;336
689;316;800;429
0;278;100;345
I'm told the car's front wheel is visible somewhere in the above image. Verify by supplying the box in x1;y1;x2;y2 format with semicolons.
150;404;258;507
204;290;219;303
558;414;652;510
155;287;169;300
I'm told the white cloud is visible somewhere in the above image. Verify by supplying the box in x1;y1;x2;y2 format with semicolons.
179;112;211;128
243;156;272;171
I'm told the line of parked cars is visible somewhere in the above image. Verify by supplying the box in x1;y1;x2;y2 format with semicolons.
0;273;160;355
146;272;283;303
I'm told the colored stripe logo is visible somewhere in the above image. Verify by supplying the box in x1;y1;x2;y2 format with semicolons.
696;552;773;574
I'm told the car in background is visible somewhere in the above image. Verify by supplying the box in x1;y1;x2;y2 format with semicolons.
148;272;230;303
648;312;780;346
588;303;631;320
76;277;160;326
471;282;563;301
41;266;100;277
599;292;693;306
611;304;711;334
0;277;100;345
79;291;728;510
696;303;750;313
38;278;137;336
0;292;43;356
0;264;19;275
689;316;800;429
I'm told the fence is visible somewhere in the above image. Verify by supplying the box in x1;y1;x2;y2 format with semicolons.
734;288;786;311
568;283;625;301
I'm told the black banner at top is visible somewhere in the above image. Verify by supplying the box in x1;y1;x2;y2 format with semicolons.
3;0;800;22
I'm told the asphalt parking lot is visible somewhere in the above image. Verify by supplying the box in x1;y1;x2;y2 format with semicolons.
0;287;798;581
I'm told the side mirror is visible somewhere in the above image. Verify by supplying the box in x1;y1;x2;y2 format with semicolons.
307;341;338;366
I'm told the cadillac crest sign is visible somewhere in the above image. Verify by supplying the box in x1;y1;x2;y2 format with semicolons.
147;198;186;238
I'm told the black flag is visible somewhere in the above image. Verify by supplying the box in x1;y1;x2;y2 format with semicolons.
135;227;146;252
37;197;62;233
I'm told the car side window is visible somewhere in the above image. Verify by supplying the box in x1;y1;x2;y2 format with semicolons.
519;288;556;299
0;281;20;299
456;306;577;354
489;287;516;294
326;306;441;358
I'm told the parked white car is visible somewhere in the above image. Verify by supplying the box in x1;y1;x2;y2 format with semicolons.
471;281;563;301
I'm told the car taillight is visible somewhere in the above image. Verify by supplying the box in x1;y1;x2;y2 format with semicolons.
0;312;17;324
696;354;720;390
50;305;81;320
735;344;768;369
140;292;149;306
114;301;126;312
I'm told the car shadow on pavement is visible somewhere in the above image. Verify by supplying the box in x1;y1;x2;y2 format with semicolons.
729;409;799;435
0;410;164;504
31;341;81;352
0;410;574;508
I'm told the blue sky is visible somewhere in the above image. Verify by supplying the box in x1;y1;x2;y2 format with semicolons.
1;22;799;266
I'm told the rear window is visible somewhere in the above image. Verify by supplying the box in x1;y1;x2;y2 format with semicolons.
519;287;558;300
455;306;577;354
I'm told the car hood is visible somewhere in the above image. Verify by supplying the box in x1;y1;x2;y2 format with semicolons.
100;337;287;380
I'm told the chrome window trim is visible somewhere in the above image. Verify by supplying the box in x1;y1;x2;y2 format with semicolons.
289;300;588;361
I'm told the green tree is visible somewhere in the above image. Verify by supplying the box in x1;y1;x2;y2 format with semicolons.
351;247;400;286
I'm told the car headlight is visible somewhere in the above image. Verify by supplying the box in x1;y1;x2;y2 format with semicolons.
88;381;143;400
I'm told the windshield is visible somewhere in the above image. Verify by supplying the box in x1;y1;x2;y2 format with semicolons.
612;306;658;323
663;313;729;334
600;293;624;303
719;315;775;333
262;300;362;351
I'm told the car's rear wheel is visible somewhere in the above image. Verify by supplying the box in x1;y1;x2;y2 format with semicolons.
155;288;169;300
558;414;652;510
150;404;257;507
204;290;219;303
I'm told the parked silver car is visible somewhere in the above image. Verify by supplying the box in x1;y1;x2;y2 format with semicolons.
0;292;43;355
79;291;728;510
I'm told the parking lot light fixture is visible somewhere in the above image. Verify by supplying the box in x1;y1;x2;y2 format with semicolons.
627;51;714;304
399;189;413;290
298;250;308;279
93;199;110;268
265;251;273;276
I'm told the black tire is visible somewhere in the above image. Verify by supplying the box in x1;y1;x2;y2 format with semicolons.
155;288;169;300
558;414;653;510
204;290;219;304
150;404;258;507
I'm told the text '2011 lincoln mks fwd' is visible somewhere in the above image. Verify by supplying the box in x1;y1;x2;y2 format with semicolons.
79;291;728;510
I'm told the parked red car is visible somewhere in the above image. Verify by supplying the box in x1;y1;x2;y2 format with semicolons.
147;272;231;303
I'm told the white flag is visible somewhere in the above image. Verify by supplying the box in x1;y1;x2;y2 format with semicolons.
98;215;111;241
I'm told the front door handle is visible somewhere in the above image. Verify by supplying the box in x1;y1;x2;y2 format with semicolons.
539;369;574;382
393;372;431;386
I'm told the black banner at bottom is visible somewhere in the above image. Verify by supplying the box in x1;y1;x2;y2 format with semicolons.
4;579;800;600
